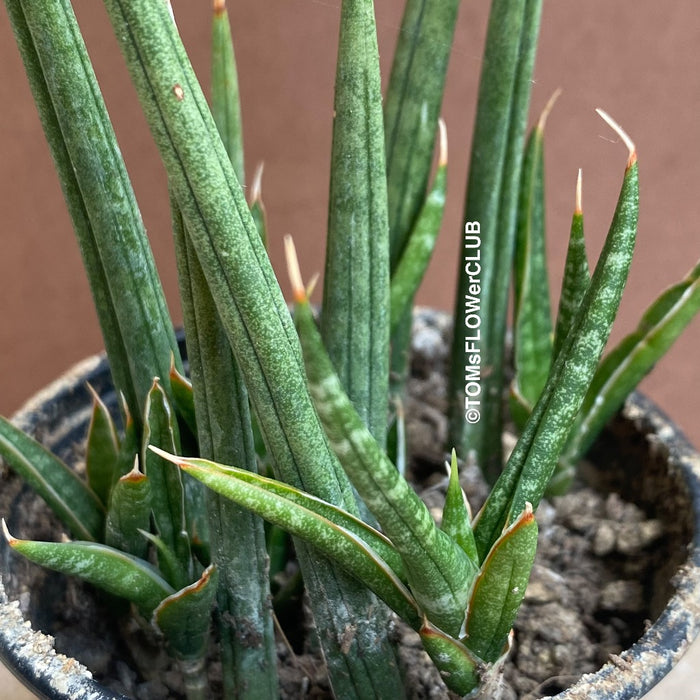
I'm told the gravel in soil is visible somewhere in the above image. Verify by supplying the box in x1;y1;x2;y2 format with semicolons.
0;311;682;698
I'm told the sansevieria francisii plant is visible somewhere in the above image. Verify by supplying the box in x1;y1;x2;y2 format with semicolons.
2;0;700;697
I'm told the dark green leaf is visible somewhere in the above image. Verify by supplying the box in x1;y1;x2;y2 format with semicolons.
464;506;537;662
384;0;460;267
290;270;475;637
567;257;700;463
441;450;478;566
153;448;422;630
384;0;460;400
7;0;181;428
448;0;543;481
512;96;556;408
154;564;218;661
389;121;448;335
249;163;268;249
0;417;104;542
153;447;407;584
419;621;481;696
105;460;151;559
142;379;189;585
474;114;639;556
85;384;120;507
171;190;277;696
169;362;198;438
4;522;173;617
138;529;185;590
552;170;590;361
211;0;244;184
113;402;138;485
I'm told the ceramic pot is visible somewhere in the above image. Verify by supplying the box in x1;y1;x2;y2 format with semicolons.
0;353;126;699
1;339;699;699
554;391;700;699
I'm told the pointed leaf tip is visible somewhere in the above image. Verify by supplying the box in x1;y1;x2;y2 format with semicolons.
438;118;448;168
537;88;562;132
520;501;534;523
85;382;100;404
147;444;179;464
575;169;583;215
122;456;145;481
596;108;636;168
251;162;264;204
168;353;179;378
2;519;16;545
213;0;226;15
284;235;307;304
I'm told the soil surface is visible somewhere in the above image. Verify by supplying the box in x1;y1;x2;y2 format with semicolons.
0;311;687;698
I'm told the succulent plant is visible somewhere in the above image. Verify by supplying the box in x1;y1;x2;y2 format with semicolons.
2;0;700;697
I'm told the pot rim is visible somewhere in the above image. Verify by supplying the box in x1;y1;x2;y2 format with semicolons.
554;392;700;699
1;352;126;700
1;343;699;700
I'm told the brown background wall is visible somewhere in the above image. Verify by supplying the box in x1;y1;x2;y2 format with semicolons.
2;1;699;451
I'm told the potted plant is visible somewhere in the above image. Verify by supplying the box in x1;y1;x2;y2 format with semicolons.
1;0;700;698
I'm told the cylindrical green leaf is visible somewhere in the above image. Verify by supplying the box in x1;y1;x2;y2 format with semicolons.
85;386;121;508
294;296;475;637
142;379;189;587
3;0;137;423
509;158;638;517
99;2;402;692
384;0;460;400
8;0;181;428
418;622;481;696
567;258;700;463
474;133;639;557
249;164;268;249
211;0;244;185
169;364;198;439
172;198;277;698
512;112;554;407
154;565;219;700
440;450;478;566
384;0;460;267
390;126;448;335
154;564;218;662
448;0;543;481
322;0;390;444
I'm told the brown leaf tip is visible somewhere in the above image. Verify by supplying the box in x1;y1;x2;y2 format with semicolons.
438;118;448;168
596;108;637;169
284;235;307;304
148;444;180;466
86;382;100;405
121;457;146;483
1;519;17;546
575;168;583;215
251;162;265;204
520;502;535;525
537;88;562;132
